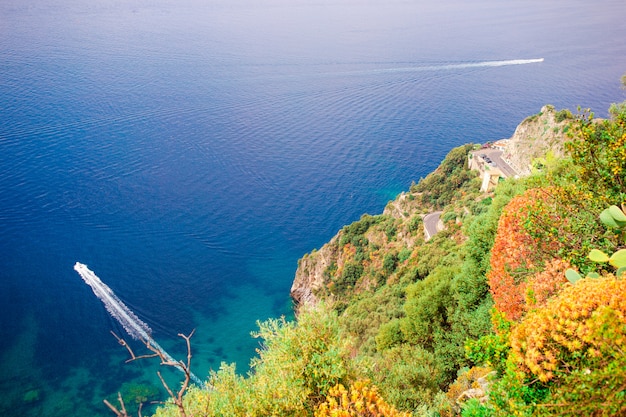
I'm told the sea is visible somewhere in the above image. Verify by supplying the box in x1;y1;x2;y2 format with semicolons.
1;0;625;415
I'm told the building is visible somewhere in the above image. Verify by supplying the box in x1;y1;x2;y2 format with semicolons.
468;151;504;192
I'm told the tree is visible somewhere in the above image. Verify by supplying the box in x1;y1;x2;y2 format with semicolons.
154;304;348;417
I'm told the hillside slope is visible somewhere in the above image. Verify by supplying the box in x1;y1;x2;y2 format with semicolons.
149;101;626;417
291;104;575;311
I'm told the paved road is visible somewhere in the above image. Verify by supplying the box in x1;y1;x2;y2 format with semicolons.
424;211;443;241
476;149;518;178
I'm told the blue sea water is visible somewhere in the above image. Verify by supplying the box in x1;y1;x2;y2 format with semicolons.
1;0;626;415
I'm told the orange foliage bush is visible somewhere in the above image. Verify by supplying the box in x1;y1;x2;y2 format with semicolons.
525;258;569;309
487;189;565;321
314;380;411;417
510;276;626;383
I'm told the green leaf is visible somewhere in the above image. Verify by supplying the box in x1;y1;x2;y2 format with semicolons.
586;272;600;279
565;269;582;284
588;249;610;263
608;205;626;225
600;209;621;229
616;266;626;278
609;249;626;268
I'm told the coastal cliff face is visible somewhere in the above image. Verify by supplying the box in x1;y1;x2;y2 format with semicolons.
291;108;573;309
290;204;425;308
291;236;340;307
291;144;478;309
503;105;571;175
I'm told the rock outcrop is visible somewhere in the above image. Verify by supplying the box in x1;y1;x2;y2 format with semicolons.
502;105;571;175
291;236;340;308
454;371;496;413
290;197;428;309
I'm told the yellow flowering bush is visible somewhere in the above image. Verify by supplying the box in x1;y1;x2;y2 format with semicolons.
495;276;626;416
511;276;626;383
315;380;412;417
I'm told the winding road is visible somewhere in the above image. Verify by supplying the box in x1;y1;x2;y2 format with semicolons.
424;211;443;241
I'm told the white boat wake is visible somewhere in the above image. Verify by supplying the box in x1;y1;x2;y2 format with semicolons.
74;262;202;386
390;58;544;73
327;58;544;77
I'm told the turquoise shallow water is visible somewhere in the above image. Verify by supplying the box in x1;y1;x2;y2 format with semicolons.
1;0;626;415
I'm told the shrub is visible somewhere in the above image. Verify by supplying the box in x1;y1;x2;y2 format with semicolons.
340;215;381;246
383;252;398;275
565;103;626;204
368;344;441;411
487;189;566;321
332;262;364;295
510;276;626;383
408;215;423;234
493;276;626;416
401;266;457;350
397;248;412;264
442;211;457;223
461;398;494;417
375;319;403;351
383;218;398;242
315;380;411;417
412;144;478;209
524;258;569;309
339;285;405;356
154;304;348;417
554;109;573;123
465;311;512;376
454;179;525;313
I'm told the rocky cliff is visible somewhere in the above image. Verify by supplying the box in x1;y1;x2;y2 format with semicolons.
290;211;422;308
291;235;340;307
503;105;571;175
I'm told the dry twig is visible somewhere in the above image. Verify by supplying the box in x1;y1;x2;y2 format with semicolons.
106;330;197;417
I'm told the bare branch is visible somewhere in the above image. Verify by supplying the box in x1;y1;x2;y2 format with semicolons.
131;352;161;362
157;370;176;398
110;331;137;361
103;392;130;417
108;330;198;417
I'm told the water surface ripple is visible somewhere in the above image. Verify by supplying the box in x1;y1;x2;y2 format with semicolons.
1;0;626;415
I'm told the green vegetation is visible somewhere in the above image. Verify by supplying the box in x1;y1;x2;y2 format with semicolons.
106;382;159;415
130;97;626;417
554;108;573;123
410;144;479;209
154;305;348;417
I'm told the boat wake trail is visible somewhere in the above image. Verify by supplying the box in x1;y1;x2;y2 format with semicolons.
73;262;202;386
330;58;545;77
396;58;544;72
